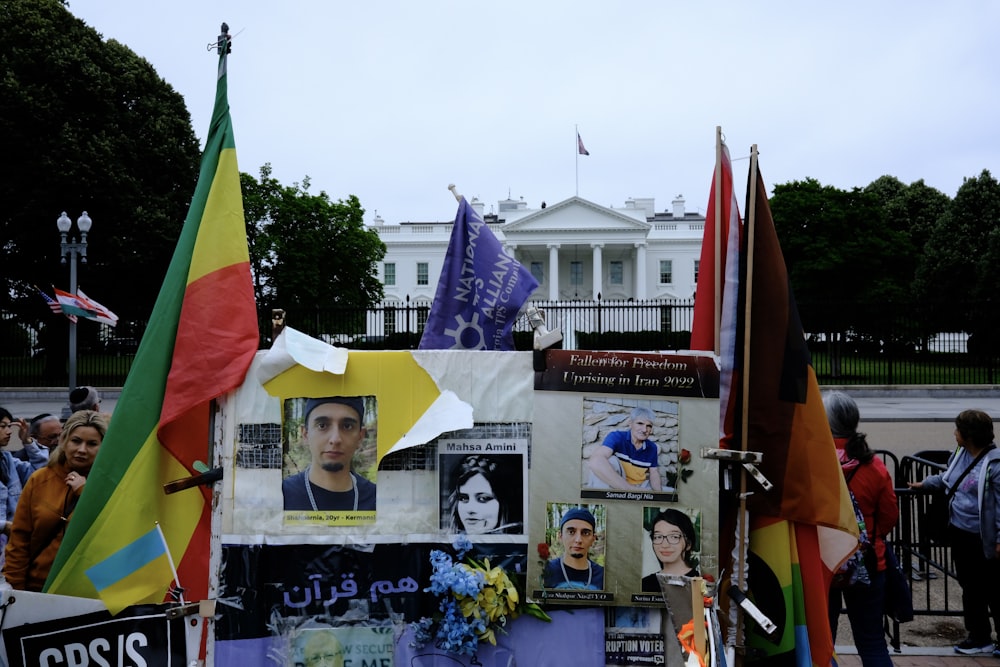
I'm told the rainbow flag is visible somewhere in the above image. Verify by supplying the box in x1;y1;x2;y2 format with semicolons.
734;153;857;665
45;36;258;614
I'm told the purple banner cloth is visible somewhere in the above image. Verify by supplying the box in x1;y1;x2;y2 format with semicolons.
419;198;538;350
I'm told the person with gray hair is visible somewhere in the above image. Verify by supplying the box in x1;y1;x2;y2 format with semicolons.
12;414;61;462
823;391;898;666
69;386;101;413
588;406;664;491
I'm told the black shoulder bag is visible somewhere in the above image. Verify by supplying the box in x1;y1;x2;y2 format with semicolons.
927;444;995;545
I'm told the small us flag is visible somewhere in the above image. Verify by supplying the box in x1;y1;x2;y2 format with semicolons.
35;285;77;323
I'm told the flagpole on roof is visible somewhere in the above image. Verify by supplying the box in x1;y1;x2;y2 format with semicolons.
575;124;579;196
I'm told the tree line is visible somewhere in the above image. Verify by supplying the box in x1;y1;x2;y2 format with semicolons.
0;0;384;362
3;0;997;364
769;171;1000;354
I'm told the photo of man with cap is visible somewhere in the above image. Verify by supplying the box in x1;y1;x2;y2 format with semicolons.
282;396;376;512
543;505;605;590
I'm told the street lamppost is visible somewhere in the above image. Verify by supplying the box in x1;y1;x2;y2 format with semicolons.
57;210;92;392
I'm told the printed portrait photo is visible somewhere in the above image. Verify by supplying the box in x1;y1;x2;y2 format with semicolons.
292;627;393;667
439;445;526;535
281;396;378;523
581;397;681;498
541;502;607;590
639;506;701;593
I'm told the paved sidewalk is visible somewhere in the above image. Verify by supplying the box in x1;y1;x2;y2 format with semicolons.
836;649;1000;666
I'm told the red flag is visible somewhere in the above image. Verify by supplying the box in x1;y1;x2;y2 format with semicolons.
691;140;741;353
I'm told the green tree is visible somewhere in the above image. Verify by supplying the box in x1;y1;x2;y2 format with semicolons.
770;178;915;376
0;0;201;333
917;170;1000;352
242;164;386;331
864;176;950;300
770;178;907;305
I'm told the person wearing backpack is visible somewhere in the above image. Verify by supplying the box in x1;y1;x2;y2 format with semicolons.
824;391;899;667
910;409;1000;656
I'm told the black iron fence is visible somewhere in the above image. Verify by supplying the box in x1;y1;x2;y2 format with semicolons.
1;299;996;386
878;450;959;651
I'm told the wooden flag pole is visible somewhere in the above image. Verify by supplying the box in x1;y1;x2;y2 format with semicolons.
713;126;723;356
733;145;760;660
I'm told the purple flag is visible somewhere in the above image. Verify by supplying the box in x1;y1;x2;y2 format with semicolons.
419;198;539;350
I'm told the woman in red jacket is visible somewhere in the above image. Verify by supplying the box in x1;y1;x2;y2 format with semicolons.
824;391;899;667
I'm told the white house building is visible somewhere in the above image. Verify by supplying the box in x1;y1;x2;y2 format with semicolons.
373;194;706;313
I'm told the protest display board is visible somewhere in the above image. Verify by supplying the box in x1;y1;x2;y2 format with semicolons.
212;341;721;664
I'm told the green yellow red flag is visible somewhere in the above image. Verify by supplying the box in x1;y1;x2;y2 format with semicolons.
45;35;258;614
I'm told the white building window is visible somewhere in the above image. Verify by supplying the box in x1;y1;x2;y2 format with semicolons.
570;261;583;285
384;262;396;286
417;262;429;285
609;260;623;285
417;306;429;333
530;261;544;284
660;306;673;332
694;260;700;284
659;260;673;284
384;306;397;335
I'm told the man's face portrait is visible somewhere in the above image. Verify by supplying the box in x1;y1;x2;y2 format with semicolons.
301;631;344;667
629;415;653;445
560;518;596;561
301;402;366;474
36;419;62;447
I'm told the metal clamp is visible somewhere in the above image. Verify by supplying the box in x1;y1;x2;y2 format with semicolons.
700;448;762;463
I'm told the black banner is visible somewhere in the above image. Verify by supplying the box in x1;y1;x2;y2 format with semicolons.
3;604;187;667
535;350;720;398
216;543;527;640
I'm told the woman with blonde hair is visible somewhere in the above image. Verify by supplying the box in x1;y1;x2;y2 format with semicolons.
3;410;108;591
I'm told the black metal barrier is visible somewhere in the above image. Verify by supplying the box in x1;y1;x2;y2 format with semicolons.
876;449;959;651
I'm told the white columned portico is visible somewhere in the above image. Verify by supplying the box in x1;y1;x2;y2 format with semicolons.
591;242;603;299
547;243;560;300
634;242;647;300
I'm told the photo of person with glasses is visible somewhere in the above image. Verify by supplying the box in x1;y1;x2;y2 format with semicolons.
641;508;699;592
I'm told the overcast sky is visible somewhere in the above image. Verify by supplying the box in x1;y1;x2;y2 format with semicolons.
68;1;998;225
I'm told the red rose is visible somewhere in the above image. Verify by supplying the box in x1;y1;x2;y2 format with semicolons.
679;449;692;465
537;542;550;560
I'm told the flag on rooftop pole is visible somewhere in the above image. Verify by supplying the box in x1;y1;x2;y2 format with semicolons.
46;27;258;614
418;187;539;350
35;284;77;323
577;131;590;156
733;147;858;665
